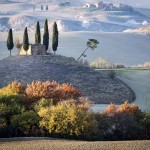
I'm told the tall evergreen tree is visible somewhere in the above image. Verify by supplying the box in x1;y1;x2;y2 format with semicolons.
52;22;59;55
23;27;29;55
35;21;41;44
7;28;14;56
41;5;43;11
46;5;48;11
43;19;49;51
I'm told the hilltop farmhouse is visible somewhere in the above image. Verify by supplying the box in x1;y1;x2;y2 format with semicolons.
84;1;133;11
19;44;47;55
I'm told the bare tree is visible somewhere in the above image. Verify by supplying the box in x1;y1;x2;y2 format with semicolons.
15;37;22;55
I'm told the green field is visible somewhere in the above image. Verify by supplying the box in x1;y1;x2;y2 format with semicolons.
117;69;150;111
91;69;150;112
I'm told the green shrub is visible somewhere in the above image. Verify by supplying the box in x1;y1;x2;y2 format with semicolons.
11;111;40;136
141;112;150;138
34;98;53;112
108;70;116;79
0;94;26;137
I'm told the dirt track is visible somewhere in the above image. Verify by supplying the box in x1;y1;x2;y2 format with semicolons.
0;139;150;150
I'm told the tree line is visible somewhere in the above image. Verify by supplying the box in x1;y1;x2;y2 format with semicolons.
0;81;150;140
7;19;59;56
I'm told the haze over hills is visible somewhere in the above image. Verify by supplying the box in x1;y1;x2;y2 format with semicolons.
4;0;150;8
0;0;150;32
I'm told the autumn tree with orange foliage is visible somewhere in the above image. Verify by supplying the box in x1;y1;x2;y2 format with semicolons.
102;101;144;140
0;81;82;104
26;81;82;103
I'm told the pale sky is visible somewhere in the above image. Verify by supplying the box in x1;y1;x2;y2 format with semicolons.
1;0;150;8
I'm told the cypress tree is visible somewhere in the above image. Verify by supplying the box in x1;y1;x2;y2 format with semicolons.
7;28;14;56
41;5;43;11
52;22;59;55
23;27;29;55
35;21;41;44
46;5;48;11
43;19;49;51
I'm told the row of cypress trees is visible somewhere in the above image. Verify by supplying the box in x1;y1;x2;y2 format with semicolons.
7;19;59;56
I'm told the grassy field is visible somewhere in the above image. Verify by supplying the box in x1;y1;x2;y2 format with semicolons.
0;139;150;150
91;69;150;112
116;69;150;111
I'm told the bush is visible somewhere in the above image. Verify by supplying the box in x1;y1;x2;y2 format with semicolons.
108;70;116;79
0;94;26;137
59;83;82;100
141;112;150;138
90;58;109;69
11;111;40;136
112;63;125;68
101;101;144;140
26;81;82;103
34;98;53;112
0;81;25;95
38;100;99;140
0;82;150;140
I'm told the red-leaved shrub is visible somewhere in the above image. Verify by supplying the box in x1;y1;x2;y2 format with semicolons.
26;81;82;103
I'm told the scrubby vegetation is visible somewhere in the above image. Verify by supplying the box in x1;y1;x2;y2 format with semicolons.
90;57;125;69
90;58;109;68
0;81;149;140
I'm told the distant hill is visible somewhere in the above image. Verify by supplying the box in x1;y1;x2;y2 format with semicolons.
125;26;150;34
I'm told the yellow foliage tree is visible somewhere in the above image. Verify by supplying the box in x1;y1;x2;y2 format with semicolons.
38;100;99;139
0;81;25;95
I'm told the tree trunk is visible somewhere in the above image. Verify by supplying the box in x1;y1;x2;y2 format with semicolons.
77;46;89;61
10;50;11;57
26;51;27;56
54;51;56;55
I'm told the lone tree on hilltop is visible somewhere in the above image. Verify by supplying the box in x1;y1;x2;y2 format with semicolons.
35;21;41;44
77;39;99;61
52;22;59;55
23;27;29;55
43;19;49;51
7;28;14;56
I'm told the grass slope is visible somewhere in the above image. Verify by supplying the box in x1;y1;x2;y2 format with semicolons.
0;55;134;104
117;69;150;111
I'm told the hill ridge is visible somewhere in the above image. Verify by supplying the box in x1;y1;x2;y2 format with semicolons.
0;55;135;104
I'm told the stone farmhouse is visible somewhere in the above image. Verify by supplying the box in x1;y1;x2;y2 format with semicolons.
84;1;133;11
19;44;47;56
